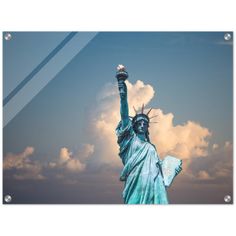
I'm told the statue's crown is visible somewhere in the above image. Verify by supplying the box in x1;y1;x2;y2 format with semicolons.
131;104;158;125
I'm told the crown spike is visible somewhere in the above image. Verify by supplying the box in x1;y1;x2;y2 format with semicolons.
149;114;159;119
133;106;137;114
146;107;153;116
141;104;145;114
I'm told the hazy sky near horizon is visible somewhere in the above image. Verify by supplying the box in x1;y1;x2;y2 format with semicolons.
3;32;233;204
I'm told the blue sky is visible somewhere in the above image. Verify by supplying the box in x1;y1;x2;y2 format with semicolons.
3;32;233;204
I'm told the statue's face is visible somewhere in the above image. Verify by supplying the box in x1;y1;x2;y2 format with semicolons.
135;120;149;134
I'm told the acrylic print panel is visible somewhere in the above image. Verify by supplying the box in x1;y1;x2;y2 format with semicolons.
3;32;233;204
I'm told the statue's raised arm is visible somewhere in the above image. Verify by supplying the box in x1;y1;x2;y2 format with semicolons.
116;65;129;129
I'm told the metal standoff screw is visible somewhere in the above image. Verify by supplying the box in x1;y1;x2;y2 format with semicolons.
224;33;231;41
4;195;12;203
224;195;231;203
4;33;12;41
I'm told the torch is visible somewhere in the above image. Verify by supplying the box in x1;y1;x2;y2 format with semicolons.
116;64;128;81
116;64;128;95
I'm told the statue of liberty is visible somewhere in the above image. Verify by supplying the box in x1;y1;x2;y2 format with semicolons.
115;65;182;204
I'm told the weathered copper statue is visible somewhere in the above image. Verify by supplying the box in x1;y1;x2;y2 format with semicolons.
115;65;182;204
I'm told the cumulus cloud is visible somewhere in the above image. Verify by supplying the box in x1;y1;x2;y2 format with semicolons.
59;147;86;172
50;144;94;173
4;144;95;181
149;109;211;159
212;142;233;179
188;141;233;181
91;80;211;167
77;144;95;163
91;80;155;167
3;147;45;180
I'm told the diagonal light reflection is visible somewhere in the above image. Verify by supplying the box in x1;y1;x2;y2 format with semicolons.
3;32;98;127
3;32;77;106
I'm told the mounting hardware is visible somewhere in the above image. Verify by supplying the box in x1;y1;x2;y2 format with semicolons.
224;33;231;41
224;195;231;203
4;33;12;41
4;195;12;203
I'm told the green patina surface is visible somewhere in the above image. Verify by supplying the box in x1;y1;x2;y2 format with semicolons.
116;120;169;204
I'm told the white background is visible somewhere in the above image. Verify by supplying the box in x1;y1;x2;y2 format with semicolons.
0;1;235;235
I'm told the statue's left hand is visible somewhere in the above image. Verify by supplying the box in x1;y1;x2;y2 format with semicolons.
175;160;182;175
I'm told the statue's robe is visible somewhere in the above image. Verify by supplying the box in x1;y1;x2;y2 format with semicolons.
116;120;168;204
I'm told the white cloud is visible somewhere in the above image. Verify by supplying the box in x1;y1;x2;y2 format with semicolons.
77;144;95;163
4;144;95;181
91;80;155;167
213;142;233;178
50;144;94;173
59;147;72;163
149;109;211;159
188;141;233;181
92;80;211;167
59;147;85;172
3;147;45;180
